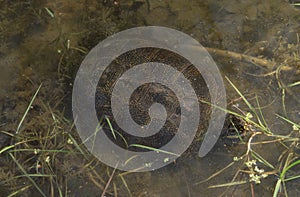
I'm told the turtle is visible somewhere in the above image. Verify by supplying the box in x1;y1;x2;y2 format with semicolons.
94;47;245;156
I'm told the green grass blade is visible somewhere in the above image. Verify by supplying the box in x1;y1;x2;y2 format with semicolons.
113;129;128;148
16;84;42;134
255;96;270;133
273;179;282;197
251;150;275;169
225;77;269;131
276;114;300;128
8;185;31;197
0;141;28;154
280;159;300;179
9;153;46;197
67;133;89;159
129;144;179;156
199;99;266;131
91;121;102;153
225;77;254;112
287;81;300;87
105;116;116;140
119;174;132;197
8;149;77;154
284;174;300;182
208;180;247;188
44;7;55;18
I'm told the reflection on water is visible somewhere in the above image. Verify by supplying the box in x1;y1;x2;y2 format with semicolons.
0;0;299;196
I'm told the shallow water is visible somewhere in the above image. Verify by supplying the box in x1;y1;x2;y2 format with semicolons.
0;0;299;196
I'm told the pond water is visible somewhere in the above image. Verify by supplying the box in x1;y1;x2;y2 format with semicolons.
0;0;299;196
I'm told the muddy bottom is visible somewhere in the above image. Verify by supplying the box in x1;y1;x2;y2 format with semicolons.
0;0;299;196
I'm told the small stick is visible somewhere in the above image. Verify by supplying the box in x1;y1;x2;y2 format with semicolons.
205;47;274;69
190;45;292;71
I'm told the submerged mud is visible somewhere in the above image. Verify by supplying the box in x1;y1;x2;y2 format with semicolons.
0;0;299;196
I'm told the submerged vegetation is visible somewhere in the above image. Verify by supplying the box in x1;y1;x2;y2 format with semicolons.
198;77;300;196
0;0;299;196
